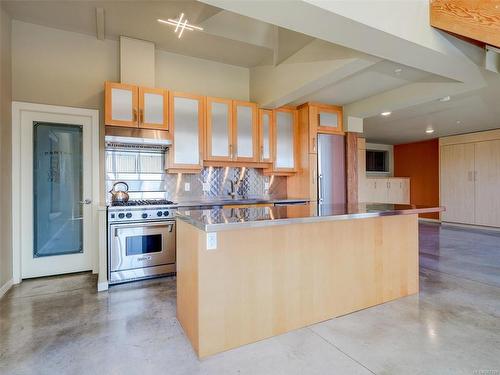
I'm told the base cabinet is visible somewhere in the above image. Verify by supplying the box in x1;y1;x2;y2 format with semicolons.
362;177;410;204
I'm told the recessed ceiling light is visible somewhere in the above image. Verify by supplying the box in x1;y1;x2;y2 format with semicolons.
439;96;451;102
158;13;204;39
381;111;392;116
426;128;435;134
394;68;403;74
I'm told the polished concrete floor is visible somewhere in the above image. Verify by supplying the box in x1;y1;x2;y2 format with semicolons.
1;223;499;375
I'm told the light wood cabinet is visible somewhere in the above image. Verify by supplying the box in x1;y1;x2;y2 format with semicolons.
258;109;274;163
233;101;258;162
167;92;204;172
440;130;500;227
440;143;476;224
105;81;168;130
362;177;410;204
474;140;500;227
273;108;299;173
205;97;232;161
310;103;343;136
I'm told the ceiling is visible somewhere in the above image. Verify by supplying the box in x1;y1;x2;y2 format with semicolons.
3;0;499;145
363;71;500;144
290;60;448;106
1;0;311;67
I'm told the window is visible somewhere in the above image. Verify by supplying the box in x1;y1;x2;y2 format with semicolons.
366;150;388;172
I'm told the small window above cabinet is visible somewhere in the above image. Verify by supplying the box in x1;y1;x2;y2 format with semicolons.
205;97;233;161
258;109;273;163
313;104;343;135
233;101;258;162
167;92;204;173
104;82;168;130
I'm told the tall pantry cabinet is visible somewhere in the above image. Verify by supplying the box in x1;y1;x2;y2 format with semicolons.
440;130;500;227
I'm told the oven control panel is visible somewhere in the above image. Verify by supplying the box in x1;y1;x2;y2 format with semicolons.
108;208;177;222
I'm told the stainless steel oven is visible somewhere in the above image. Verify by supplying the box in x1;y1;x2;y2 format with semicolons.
108;215;176;284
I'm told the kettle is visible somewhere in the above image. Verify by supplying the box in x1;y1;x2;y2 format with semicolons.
109;182;129;204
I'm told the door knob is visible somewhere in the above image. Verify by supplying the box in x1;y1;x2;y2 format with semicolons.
80;199;92;205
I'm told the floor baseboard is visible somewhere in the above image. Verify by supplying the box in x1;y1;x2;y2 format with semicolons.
419;218;441;224
0;279;13;299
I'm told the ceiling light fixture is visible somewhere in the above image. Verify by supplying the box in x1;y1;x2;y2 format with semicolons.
381;111;392;116
426;128;435;134
158;13;203;39
439;96;451;102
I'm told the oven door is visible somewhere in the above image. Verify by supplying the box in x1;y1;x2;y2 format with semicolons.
110;221;175;272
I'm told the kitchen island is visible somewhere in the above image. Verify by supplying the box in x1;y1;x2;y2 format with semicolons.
176;203;442;358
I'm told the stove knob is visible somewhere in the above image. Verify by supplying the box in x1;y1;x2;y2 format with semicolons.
126;213;132;219
163;211;169;217
142;213;148;219
157;211;163;217
118;213;125;219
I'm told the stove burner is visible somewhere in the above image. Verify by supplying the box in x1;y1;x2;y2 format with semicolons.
111;199;175;207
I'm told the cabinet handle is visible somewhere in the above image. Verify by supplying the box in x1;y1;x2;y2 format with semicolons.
261;145;264;160
133;108;138;123
312;137;316;152
139;109;144;125
229;144;233;159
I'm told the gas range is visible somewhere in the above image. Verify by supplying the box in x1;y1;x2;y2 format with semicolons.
108;199;178;223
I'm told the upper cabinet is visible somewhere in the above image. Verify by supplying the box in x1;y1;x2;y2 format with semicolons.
258;109;274;163
312;104;343;135
167;92;204;172
272;108;299;173
205;97;233;161
233;101;258;162
104;82;168;130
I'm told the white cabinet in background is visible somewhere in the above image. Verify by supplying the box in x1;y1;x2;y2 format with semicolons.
474;140;500;227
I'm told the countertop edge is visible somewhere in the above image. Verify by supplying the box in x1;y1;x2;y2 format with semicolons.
176;206;445;232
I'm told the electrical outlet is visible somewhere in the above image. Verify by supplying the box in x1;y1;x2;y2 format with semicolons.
202;182;210;192
184;182;190;192
206;232;217;250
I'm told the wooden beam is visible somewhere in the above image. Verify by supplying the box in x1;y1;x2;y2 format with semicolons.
430;0;500;48
346;132;358;205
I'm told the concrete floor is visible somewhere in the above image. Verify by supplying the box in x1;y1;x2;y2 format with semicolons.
1;223;499;375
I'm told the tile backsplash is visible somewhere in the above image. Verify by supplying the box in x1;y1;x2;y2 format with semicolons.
105;149;287;203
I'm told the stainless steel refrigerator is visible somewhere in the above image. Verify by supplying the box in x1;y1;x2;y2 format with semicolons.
317;134;346;205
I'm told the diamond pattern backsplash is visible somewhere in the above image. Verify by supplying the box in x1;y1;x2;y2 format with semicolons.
105;149;287;203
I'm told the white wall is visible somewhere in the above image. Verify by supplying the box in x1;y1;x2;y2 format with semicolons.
0;6;12;291
365;143;394;177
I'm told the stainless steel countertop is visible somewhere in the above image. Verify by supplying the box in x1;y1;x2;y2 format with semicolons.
176;202;444;232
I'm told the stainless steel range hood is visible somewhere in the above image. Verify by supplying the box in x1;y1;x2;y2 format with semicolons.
105;127;172;150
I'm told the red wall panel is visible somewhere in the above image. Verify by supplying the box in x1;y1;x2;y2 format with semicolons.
394;139;439;220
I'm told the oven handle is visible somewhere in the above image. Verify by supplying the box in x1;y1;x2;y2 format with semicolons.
111;221;176;237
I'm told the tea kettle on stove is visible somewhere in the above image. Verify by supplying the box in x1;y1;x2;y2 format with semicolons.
109;182;129;204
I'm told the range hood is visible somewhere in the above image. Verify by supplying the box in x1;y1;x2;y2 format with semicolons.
105;127;171;149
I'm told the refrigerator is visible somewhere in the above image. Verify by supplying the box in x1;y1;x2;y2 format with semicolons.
317;134;346;205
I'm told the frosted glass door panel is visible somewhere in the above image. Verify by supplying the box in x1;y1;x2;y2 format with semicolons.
33;123;83;257
111;88;133;121
318;111;338;128
276;112;294;169
236;106;253;158
211;102;230;157
174;97;200;165
144;93;164;124
262;112;271;160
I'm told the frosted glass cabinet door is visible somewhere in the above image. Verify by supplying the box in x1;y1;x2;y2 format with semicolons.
259;109;273;162
139;87;168;130
275;110;296;170
170;93;203;169
315;106;343;134
105;82;138;127
234;102;257;161
206;98;232;160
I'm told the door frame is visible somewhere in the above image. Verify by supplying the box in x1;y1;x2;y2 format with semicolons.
12;102;100;284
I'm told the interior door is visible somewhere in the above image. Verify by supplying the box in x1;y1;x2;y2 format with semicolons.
21;111;94;278
474;140;500;227
440;143;475;224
